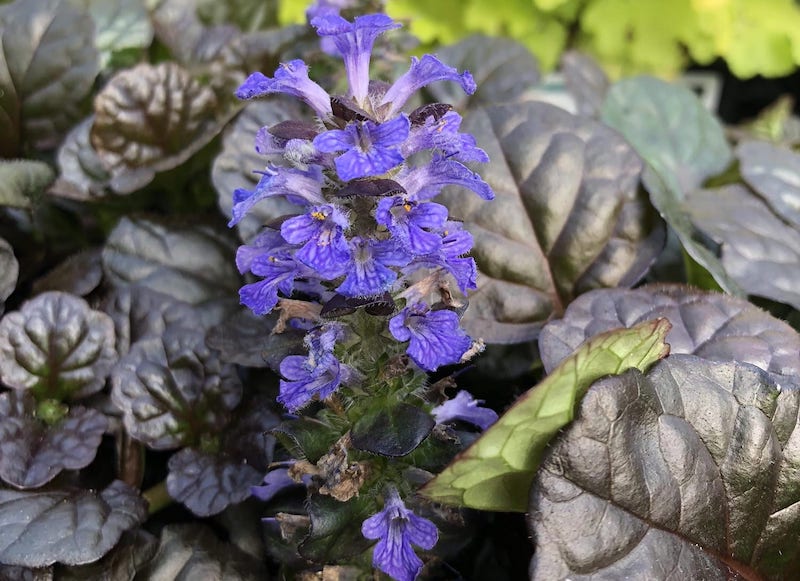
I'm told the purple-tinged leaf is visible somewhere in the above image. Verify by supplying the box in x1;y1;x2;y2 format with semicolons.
437;101;663;343
0;0;99;155
0;237;18;312
686;185;800;311
212;99;305;242
540;284;800;382
167;394;279;516
135;524;264;580
738;140;800;229
560;51;609;118
205;308;305;370
53;117;111;201
0;292;117;400
300;494;374;563
166;449;262;517
0;391;107;489
90;62;227;194
529;355;800;579
0;481;146;567
57;529;158;581
111;327;242;449
101;285;197;356
424;35;540;110
32;248;103;297
102;217;240;327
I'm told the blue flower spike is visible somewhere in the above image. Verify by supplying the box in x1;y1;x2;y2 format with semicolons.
361;486;438;581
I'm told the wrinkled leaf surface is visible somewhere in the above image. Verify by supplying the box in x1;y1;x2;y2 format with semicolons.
0;481;147;567
529;355;800;580
422;319;670;512
437;101;663;343
0;292;117;400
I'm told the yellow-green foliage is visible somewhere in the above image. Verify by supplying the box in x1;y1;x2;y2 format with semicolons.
279;0;800;78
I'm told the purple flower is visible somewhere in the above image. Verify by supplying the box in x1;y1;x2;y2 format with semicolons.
397;156;494;202
313;115;410;181
375;197;448;255
281;204;351;279
229;166;325;227
336;237;411;297
251;465;311;502
361;487;438;581
431;390;498;430
381;55;476;118
236;60;332;118
406;222;477;293
239;251;304;316
311;14;401;106
389;304;472;371
278;325;353;411
402;111;489;163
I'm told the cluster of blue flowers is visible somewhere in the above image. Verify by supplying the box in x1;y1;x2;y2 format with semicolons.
231;10;496;581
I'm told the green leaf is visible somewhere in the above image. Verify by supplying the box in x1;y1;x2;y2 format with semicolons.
77;0;154;69
601;76;743;296
0;0;99;155
0;159;55;209
351;402;435;457
420;318;671;512
196;0;278;32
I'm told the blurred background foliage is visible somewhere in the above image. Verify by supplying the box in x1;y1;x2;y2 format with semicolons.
279;0;800;79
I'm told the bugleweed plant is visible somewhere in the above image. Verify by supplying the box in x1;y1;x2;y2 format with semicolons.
5;0;800;579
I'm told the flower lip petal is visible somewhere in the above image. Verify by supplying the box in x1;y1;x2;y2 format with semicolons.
236;60;333;118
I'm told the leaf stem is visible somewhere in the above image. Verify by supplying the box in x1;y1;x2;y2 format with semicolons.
142;481;172;515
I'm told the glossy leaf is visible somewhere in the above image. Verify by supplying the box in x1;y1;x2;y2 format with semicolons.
90;62;225;194
421;319;671;512
528;355;800;579
437;101;663;343
0;0;99;155
0;160;55;209
212;99;304;241
738;140;800;228
78;0;153;69
686;184;800;310
424;35;540;110
601;76;743;295
102;216;240;319
539;284;800;381
0;481;147;567
351;403;435;457
0;237;17;310
0;391;107;489
134;524;264;580
166;449;262;517
0;292;117;400
111;326;242;449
